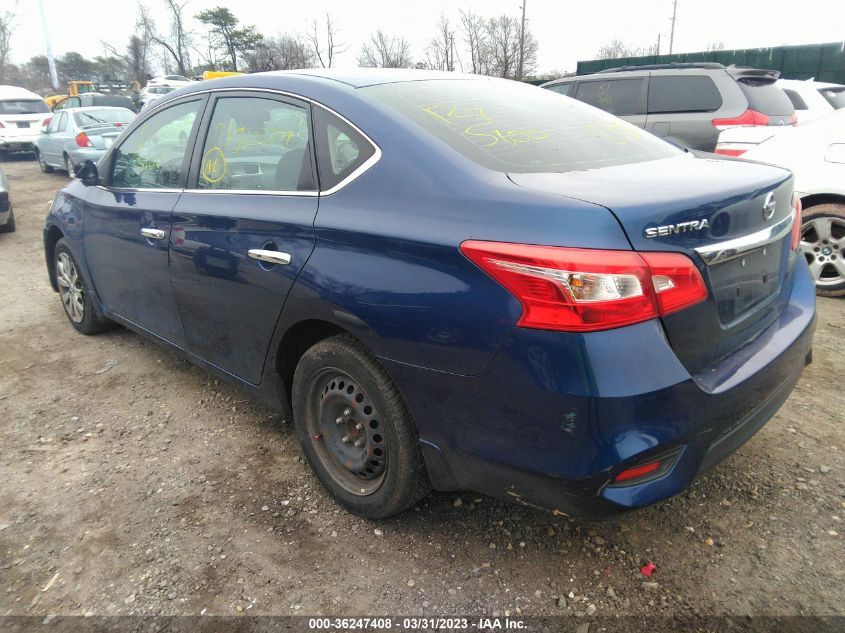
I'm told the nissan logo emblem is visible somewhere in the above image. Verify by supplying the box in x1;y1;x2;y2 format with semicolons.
763;192;777;221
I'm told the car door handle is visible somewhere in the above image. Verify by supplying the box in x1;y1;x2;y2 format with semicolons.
248;249;292;265
140;228;166;240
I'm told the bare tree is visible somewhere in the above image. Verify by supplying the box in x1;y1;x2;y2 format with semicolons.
358;31;412;69
308;13;343;68
596;39;657;60
101;7;153;85
425;14;456;72
139;0;192;75
0;4;16;84
706;40;726;52
243;35;315;72
486;15;519;78
459;9;488;75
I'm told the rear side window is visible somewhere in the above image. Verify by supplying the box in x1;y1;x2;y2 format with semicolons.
74;109;134;128
783;89;808;110
197;96;314;192
647;76;722;113
737;79;794;116
546;83;574;96
365;79;679;173
111;100;201;189
819;87;845;109
575;79;645;115
0;99;49;115
312;107;376;191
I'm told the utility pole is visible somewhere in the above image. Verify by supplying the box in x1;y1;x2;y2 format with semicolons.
669;0;678;55
517;0;527;80
37;0;59;90
657;33;661;56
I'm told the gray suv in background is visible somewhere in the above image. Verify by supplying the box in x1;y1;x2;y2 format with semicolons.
542;63;796;151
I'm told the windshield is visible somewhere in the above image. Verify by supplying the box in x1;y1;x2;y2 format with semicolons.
365;79;679;173
0;99;50;115
74;109;135;128
819;87;845;109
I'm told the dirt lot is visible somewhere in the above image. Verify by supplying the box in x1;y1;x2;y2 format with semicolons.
1;156;843;627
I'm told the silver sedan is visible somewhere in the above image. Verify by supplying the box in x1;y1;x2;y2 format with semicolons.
34;106;135;177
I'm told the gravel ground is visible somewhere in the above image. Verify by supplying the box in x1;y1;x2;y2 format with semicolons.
0;156;843;628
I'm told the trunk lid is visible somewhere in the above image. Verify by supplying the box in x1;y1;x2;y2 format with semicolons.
508;154;796;375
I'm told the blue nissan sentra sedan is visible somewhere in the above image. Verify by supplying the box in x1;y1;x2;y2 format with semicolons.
43;70;815;519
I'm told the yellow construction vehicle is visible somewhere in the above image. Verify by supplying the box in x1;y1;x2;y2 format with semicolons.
45;81;100;109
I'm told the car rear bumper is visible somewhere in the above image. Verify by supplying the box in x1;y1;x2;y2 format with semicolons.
66;148;106;165
385;256;816;520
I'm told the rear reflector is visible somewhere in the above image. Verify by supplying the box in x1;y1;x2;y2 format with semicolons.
613;460;662;483
712;108;769;130
460;242;707;332
791;193;803;251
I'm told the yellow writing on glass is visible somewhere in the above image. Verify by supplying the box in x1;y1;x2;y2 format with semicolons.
422;103;548;148
201;146;227;183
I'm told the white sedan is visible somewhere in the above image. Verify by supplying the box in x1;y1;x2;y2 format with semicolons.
740;109;845;296
779;79;845;124
146;75;193;89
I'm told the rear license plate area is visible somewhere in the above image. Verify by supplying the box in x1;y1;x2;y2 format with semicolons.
710;239;784;324
16;122;30;128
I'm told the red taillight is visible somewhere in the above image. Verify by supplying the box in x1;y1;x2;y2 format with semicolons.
791;193;803;251
790;112;798;126
714;148;747;157
42;117;52;127
712;108;769;129
0;121;4;128
460;241;708;332
75;132;92;148
614;460;662;483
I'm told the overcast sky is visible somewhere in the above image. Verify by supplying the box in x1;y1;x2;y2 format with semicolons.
7;0;845;75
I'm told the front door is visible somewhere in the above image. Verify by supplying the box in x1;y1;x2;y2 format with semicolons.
169;92;319;383
82;98;206;346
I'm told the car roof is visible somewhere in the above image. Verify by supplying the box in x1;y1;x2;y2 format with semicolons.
284;68;482;87
64;106;133;113
0;84;44;100
778;78;844;89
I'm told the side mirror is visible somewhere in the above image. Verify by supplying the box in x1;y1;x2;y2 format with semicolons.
76;160;100;186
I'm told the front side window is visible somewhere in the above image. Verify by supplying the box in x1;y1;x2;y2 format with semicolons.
313;107;375;191
575;78;645;115
197;96;313;192
111;100;201;189
647;75;723;113
819;87;845;109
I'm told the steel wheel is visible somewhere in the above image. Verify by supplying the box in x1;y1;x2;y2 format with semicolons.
37;150;53;173
305;368;387;496
801;215;845;288
64;155;76;178
56;252;85;323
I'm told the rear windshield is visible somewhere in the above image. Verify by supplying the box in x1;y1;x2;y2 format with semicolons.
819;87;845;109
0;99;49;115
365;79;679;173
74;109;135;128
737;79;794;115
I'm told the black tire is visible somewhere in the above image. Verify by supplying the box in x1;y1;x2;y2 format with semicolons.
36;149;54;173
0;207;15;233
64;154;76;178
800;203;845;298
53;238;114;334
292;334;430;518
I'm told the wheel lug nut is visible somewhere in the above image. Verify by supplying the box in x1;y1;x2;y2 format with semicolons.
343;408;352;416
355;423;363;431
335;417;343;424
341;435;351;443
354;439;365;448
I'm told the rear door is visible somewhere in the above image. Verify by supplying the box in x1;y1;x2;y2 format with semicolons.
573;77;647;127
82;97;206;346
645;73;724;150
169;91;319;384
42;111;66;163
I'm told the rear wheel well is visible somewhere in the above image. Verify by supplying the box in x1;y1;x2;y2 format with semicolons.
800;193;845;211
45;225;65;291
277;320;347;408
